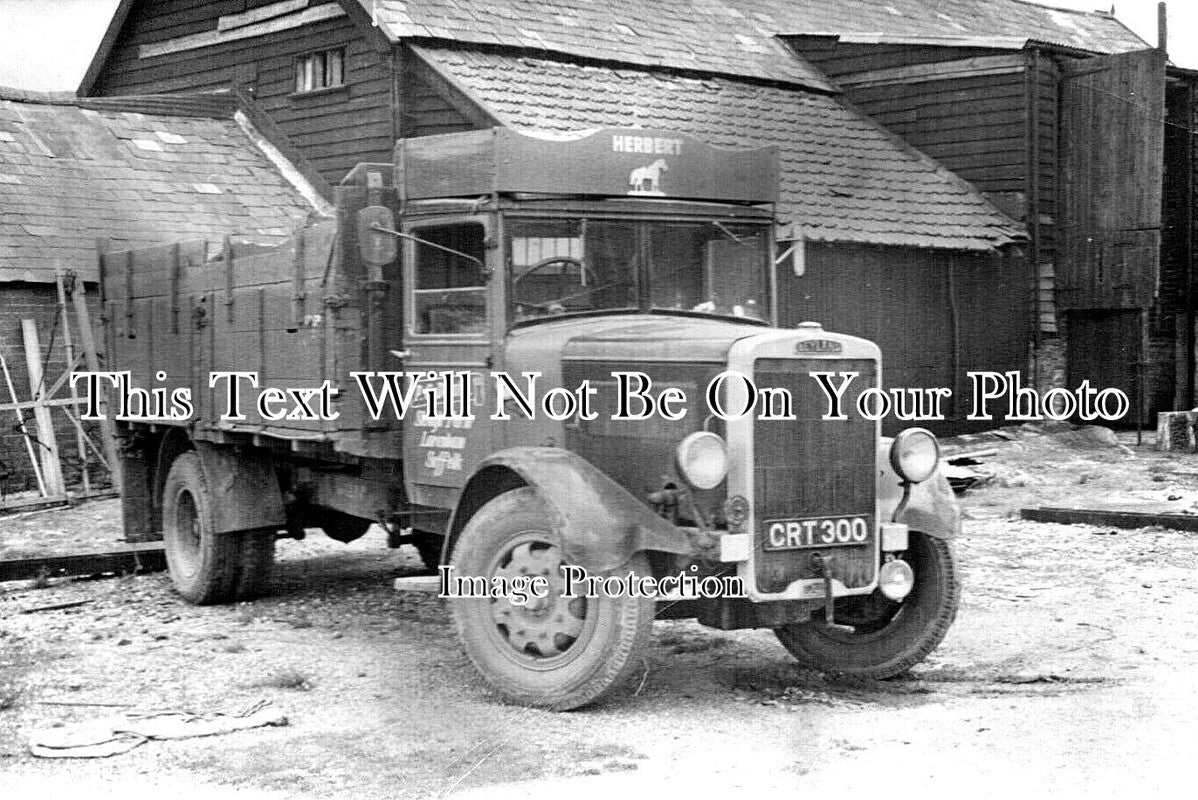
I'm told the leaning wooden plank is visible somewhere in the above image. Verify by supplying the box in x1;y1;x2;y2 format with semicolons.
56;268;90;492
73;273;122;488
0;544;166;583
21;320;65;497
1021;507;1198;532
60;406;111;472
0;353;47;496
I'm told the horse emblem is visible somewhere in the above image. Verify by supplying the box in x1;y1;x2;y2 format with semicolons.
628;158;668;195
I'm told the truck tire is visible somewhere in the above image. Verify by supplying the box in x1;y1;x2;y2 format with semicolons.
774;531;959;679
448;488;654;710
161;452;240;605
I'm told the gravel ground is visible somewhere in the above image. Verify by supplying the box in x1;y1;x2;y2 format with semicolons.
0;426;1195;797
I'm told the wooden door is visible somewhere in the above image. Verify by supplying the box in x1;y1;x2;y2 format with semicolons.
1058;49;1166;311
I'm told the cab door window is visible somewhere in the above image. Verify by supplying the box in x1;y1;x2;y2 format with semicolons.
411;223;488;335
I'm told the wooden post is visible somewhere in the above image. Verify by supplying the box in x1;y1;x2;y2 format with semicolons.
21;319;65;497
71;276;123;489
56;267;89;492
1158;2;1168;53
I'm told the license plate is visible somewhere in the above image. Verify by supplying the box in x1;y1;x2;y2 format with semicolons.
762;515;872;551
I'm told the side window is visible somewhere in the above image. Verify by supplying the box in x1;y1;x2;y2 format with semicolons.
412;223;488;335
294;48;345;93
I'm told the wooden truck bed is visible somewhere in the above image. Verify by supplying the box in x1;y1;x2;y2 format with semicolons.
100;220;401;459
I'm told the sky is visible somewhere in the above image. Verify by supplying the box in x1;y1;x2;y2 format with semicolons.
0;0;1194;92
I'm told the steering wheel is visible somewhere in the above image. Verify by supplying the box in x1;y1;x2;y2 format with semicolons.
513;256;602;313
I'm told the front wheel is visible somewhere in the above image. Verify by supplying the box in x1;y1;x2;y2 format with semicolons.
774;531;959;679
448;488;654;710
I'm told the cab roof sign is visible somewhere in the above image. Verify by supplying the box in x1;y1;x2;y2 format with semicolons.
398;127;779;205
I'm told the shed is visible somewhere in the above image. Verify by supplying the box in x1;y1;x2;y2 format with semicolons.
81;0;1028;433
0;87;327;495
775;0;1196;425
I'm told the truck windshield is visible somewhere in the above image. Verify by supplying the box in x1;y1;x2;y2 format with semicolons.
507;218;770;325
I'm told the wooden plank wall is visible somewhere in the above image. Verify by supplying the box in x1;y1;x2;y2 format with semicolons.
1057;49;1166;311
793;40;1056;333
777;242;1030;434
90;0;395;185
401;68;478;139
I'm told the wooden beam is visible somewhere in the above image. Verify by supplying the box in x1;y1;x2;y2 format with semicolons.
0;396;99;413
1021;506;1198;532
0;543;165;583
21;320;65;497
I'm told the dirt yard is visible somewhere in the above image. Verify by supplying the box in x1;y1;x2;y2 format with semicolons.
1;425;1195;798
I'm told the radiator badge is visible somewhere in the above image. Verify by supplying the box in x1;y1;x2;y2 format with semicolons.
796;339;842;354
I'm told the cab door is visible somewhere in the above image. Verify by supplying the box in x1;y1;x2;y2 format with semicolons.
400;215;499;508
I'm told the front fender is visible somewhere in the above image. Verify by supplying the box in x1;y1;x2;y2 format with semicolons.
876;437;960;540
448;447;694;572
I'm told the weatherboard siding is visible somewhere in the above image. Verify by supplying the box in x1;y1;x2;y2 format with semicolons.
91;1;395;185
779;243;1030;433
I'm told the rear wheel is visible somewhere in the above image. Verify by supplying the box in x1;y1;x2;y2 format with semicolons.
161;452;276;604
774;531;959;679
448;488;654;710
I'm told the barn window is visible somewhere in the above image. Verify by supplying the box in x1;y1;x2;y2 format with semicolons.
294;48;345;93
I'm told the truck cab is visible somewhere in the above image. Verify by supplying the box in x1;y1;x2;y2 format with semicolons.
103;127;960;710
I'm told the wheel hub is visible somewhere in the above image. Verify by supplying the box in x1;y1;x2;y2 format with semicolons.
489;540;586;659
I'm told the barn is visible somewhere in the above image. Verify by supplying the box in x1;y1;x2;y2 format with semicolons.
774;0;1197;427
0;87;326;499
79;0;1029;433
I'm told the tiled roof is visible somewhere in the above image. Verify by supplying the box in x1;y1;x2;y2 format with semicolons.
361;0;835;90
0;89;325;284
361;0;1146;86
768;0;1148;54
416;46;1025;251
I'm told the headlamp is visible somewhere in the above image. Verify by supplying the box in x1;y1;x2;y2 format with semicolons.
890;428;939;484
675;432;728;490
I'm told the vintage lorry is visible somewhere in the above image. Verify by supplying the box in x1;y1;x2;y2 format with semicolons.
98;128;960;710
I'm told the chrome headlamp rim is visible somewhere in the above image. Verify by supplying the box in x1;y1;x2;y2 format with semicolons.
890;427;940;484
675;431;729;491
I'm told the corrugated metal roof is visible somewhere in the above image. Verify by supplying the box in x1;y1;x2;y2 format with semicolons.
0;90;323;283
768;0;1148;54
416;46;1025;251
363;0;835;90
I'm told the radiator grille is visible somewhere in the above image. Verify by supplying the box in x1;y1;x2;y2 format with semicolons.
752;358;877;593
